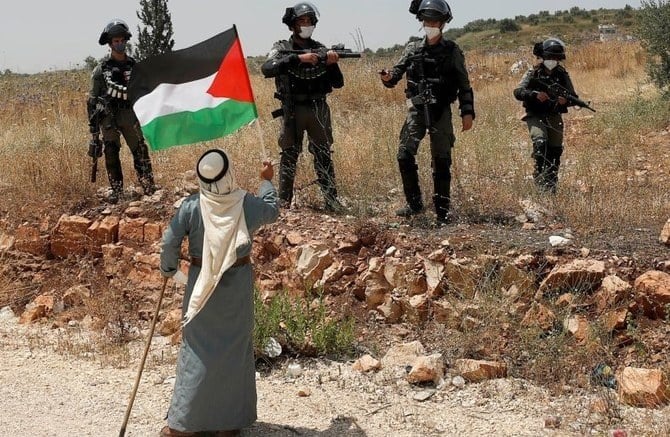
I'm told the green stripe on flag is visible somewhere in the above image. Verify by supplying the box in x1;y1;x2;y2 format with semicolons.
141;100;257;150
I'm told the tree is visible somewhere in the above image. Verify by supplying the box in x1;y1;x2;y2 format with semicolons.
83;56;98;71
134;0;175;61
636;1;670;96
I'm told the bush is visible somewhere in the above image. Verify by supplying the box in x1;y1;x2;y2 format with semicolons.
636;1;670;96
499;18;521;33
254;289;356;359
83;56;98;71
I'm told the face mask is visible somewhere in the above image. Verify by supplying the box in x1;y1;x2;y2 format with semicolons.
423;24;442;40
543;59;558;70
299;25;315;39
112;42;127;53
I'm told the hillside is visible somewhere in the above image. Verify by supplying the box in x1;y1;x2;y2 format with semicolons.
359;6;639;57
449;7;637;52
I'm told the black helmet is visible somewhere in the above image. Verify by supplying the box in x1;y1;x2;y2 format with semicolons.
417;0;453;23
282;2;320;28
98;19;131;45
542;38;566;60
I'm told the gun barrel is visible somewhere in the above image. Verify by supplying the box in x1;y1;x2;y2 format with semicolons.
278;49;361;58
91;158;98;183
569;96;596;112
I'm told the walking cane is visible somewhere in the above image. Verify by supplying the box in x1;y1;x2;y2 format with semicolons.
119;276;169;437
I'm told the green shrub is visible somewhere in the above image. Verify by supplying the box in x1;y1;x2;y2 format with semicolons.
499;19;521;33
637;1;670;96
254;289;356;359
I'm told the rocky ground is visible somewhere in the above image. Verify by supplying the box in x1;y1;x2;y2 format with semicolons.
0;175;669;437
1;311;669;437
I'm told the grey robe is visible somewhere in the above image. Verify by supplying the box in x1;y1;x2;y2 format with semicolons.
159;180;279;432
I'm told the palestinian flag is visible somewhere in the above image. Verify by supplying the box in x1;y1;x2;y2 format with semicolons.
128;26;257;150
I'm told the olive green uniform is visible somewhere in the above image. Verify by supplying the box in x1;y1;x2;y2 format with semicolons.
261;36;343;209
384;37;475;220
87;56;155;198
513;64;577;192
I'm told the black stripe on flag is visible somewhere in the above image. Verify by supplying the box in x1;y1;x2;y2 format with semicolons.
128;27;237;106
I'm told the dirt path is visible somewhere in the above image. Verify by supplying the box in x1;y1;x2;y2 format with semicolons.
1;313;667;437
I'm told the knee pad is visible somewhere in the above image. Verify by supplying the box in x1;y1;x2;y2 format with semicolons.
397;146;415;163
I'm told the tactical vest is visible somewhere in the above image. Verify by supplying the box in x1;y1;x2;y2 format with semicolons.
101;57;135;102
405;40;459;105
523;65;571;114
275;39;336;100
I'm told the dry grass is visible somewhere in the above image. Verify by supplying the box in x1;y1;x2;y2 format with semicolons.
2;40;667;236
1;41;669;430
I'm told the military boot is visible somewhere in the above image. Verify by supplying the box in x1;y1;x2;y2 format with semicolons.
278;173;294;208
139;174;157;196
321;176;343;213
278;150;298;208
108;180;124;204
432;158;452;224
325;197;345;213
396;159;424;217
433;194;452;224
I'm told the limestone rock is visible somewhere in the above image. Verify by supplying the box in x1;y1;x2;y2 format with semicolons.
453;359;508;382
633;270;670;319
158;309;183;336
15;224;50;257
51;215;94;258
521;302;556;331
537;259;606;297
617;367;670;407
407;353;444;384
295;243;333;283
352;354;381;373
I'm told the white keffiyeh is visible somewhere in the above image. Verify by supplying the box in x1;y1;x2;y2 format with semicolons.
183;150;250;325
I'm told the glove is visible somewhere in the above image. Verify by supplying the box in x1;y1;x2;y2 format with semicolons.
88;137;103;158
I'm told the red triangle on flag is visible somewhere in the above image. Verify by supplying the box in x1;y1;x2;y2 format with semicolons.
207;38;255;103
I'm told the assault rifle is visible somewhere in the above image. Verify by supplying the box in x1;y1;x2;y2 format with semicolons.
270;75;295;120
533;78;596;112
406;52;440;132
278;44;361;63
87;97;109;183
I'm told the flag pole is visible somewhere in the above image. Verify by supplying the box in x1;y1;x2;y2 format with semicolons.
234;24;271;163
254;119;270;161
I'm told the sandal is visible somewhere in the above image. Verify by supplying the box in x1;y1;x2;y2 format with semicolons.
159;426;198;437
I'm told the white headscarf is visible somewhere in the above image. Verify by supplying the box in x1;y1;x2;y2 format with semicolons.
183;149;249;325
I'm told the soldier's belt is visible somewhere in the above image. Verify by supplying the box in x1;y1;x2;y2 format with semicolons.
293;94;326;103
110;100;133;109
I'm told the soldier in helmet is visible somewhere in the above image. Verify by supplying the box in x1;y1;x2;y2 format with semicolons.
87;19;156;204
381;0;475;224
261;2;345;212
514;38;580;193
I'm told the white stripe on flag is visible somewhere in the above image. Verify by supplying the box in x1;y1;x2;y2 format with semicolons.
133;73;230;126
